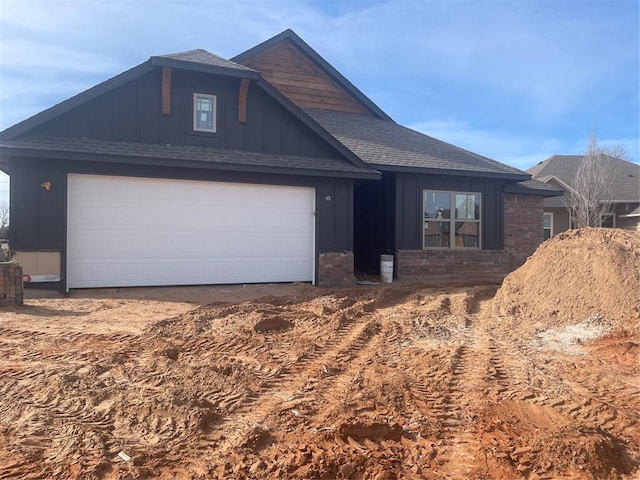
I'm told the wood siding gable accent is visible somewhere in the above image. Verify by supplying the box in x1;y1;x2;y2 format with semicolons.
29;68;343;160
241;40;371;115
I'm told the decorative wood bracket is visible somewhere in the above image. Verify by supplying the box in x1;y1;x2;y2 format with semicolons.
162;67;172;115
238;78;250;123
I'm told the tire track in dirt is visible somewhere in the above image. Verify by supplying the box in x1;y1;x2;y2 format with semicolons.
0;323;173;479
2;278;638;479
474;326;640;475
427;329;495;478
210;294;447;478
102;295;382;476
212;313;382;452
164;300;377;418
495;328;639;440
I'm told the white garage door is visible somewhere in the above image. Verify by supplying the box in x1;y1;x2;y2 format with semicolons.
67;174;315;288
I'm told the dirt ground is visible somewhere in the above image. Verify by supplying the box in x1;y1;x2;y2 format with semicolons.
0;228;638;479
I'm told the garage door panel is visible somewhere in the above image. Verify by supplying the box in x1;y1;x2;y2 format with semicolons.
67;175;315;288
70;261;139;285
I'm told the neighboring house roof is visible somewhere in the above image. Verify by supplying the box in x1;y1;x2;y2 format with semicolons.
0;135;379;179
232;29;393;121
619;204;640;217
542;194;569;208
528;154;640;202
304;108;530;180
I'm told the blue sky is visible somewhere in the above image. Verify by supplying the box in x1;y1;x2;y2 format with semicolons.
0;0;638;204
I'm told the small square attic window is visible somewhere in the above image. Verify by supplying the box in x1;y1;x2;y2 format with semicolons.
193;93;216;133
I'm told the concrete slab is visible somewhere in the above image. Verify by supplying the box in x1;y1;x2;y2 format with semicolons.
23;288;64;299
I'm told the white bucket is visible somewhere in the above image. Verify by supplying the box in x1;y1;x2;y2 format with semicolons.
380;254;394;284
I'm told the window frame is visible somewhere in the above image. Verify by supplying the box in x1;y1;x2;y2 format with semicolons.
193;93;217;133
543;212;553;240
600;213;616;228
422;190;482;250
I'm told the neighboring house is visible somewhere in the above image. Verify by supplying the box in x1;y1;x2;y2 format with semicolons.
528;155;640;239
0;29;560;290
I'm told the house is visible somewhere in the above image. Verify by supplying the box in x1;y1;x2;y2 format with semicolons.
0;29;560;290
528;154;640;238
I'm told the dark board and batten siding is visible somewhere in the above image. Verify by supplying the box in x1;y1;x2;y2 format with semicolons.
31;68;342;161
316;182;353;253
394;173;505;251
10;158;353;256
10;160;66;251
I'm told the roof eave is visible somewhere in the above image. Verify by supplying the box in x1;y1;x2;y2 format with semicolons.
504;184;565;197
150;57;261;80
374;163;530;181
0;146;381;181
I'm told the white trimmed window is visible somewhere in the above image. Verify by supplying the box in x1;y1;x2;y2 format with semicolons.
543;212;553;240
193;93;217;132
423;190;481;249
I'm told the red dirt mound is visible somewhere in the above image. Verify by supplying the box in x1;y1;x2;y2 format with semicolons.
493;228;640;331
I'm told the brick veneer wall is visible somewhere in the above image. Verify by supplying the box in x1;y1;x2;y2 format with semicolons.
397;250;508;285
0;263;23;306
504;193;544;271
396;193;544;285
318;252;354;287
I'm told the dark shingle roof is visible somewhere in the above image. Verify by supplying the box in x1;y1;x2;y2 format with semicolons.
0;136;379;179
505;179;564;196
304;108;528;180
156;49;257;72
620;204;640;216
528;154;640;202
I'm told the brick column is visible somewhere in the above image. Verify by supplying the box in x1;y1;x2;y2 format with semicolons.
318;252;354;287
0;263;24;306
504;193;544;271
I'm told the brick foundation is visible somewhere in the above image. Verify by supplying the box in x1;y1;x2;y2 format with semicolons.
504;193;544;271
318;252;355;287
397;249;508;285
0;263;23;306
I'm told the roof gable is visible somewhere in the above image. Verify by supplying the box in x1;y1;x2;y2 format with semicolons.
232;29;392;121
0;51;260;141
0;46;378;178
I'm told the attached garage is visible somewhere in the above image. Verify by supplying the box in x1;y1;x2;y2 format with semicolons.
66;174;316;288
